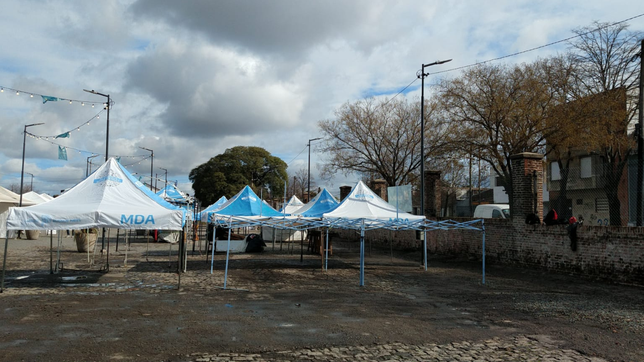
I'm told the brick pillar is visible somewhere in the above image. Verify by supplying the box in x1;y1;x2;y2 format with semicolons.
510;152;544;223
339;186;352;201
424;171;441;218
370;179;388;201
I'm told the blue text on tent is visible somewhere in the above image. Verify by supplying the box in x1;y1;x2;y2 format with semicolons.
120;214;155;225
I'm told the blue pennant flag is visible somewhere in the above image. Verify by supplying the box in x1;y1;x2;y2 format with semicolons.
58;146;68;161
116;157;121;163
42;95;59;104
55;132;70;139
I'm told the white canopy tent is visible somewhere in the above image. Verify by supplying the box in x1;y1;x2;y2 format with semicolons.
6;158;186;231
2;158;187;292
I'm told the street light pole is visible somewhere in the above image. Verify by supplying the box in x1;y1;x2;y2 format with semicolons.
416;59;451;217
307;138;322;203
140;147;154;192
20;123;45;207
160;167;168;192
83;89;111;161
86;154;99;177
25;172;34;191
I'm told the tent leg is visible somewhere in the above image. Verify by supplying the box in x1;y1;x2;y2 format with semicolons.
325;229;329;271
55;233;62;273
423;229;427;272
359;225;365;287
106;228;110;272
145;232;150;262
482;221;486;285
223;226;232;290
50;232;54;274
300;231;304;263
124;231;129;267
210;227;216;274
1;236;9;293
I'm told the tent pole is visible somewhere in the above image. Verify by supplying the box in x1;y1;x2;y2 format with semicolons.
115;228;120;252
124;230;129;266
325;228;329;271
223;220;232;290
55;233;62;273
300;230;304;263
106;228;110;272
210;222;216;273
359;221;365;287
482;220;486;285
145;232;150;262
423;229;427;272
1;236;9;292
50;232;53;274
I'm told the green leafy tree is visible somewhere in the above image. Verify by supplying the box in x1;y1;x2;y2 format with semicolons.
190;146;287;207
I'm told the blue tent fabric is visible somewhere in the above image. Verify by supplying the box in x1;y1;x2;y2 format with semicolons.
156;184;187;203
295;188;339;217
199;196;227;221
207;185;283;222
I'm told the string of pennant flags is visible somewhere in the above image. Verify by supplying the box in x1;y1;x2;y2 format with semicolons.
0;85;110;108
26;131;151;163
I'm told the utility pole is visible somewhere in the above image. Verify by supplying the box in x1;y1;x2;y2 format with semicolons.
636;39;643;226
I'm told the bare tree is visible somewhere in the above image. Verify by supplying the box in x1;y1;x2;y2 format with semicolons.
318;97;455;188
436;61;559;214
565;22;642;226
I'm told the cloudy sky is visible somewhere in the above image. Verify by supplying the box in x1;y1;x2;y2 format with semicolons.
1;1;642;200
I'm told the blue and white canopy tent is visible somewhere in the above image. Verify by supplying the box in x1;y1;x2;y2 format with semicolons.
1;158;188;292
198;196;227;221
209;181;487;289
292;188;339;217
156;184;189;204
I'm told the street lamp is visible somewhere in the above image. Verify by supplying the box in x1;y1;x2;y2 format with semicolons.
83;89;111;162
307;138;322;203
20;123;45;207
159;167;168;193
416;59;451;217
24;172;34;191
140;147;154;192
86;154;99;177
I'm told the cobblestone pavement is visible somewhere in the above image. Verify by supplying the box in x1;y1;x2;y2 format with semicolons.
187;336;607;361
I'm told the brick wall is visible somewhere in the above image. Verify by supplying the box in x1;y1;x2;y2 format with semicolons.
333;219;644;285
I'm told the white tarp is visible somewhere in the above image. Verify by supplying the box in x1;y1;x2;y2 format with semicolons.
6;158;186;231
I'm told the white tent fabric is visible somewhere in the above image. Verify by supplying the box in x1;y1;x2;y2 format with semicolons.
323;180;425;225
6;158;186;231
21;191;50;205
280;195;304;214
1;186;34;238
40;193;55;201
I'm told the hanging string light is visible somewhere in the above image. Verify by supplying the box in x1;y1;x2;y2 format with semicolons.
0;85;107;107
29;108;106;139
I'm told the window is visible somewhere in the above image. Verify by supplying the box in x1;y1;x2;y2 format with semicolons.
492;209;502;218
580;157;592;178
595;198;609;212
550;162;561;181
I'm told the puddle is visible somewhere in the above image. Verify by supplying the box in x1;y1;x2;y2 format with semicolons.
61;276;88;281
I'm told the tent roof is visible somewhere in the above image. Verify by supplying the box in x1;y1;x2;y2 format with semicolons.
21;191;49;205
156;184;188;203
293;188;339;217
199;196;228;220
280;195;304;214
0;186;21;204
7;158;186;230
323;181;424;222
207;185;283;219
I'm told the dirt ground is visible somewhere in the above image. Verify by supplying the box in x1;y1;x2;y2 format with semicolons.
1;231;643;362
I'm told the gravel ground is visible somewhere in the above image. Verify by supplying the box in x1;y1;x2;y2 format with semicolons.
1;232;643;361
